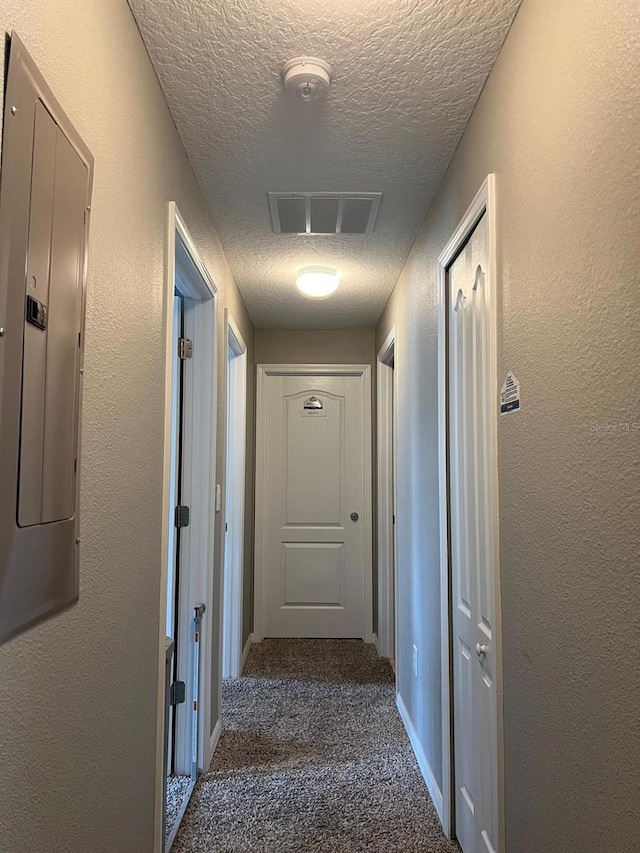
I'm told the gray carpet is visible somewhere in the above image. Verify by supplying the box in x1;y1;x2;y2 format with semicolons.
166;774;191;840
173;639;460;852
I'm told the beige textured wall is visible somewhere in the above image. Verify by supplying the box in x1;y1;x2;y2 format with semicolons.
377;0;640;849
255;328;376;366
0;3;253;852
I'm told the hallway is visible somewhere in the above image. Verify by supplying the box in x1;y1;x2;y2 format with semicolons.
174;641;459;853
0;2;638;852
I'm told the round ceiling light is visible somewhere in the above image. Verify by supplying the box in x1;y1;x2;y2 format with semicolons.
295;266;340;299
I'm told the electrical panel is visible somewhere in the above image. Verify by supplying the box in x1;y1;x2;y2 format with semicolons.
0;34;93;644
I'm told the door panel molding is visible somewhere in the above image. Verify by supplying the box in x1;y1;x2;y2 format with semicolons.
437;175;504;849
254;364;373;643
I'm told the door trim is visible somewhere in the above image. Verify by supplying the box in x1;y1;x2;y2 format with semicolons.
437;174;504;847
253;364;373;644
155;203;218;853
376;327;397;660
221;309;247;678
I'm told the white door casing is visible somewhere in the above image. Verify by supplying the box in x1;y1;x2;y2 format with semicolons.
438;175;503;852
376;328;397;660
222;310;247;678
166;294;182;642
254;365;372;642
155;204;218;853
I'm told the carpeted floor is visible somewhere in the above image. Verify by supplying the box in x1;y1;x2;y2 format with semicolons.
166;774;190;841
173;639;461;852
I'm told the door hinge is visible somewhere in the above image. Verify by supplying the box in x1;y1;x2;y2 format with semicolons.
225;522;228;532
178;337;192;359
393;514;396;525
170;680;186;706
175;505;190;528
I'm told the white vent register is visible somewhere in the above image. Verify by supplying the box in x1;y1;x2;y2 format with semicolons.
269;192;382;235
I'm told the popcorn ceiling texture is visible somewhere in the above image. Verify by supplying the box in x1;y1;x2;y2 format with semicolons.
129;0;521;328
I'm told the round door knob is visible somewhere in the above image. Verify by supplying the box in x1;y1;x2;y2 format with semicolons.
476;643;487;657
350;512;359;522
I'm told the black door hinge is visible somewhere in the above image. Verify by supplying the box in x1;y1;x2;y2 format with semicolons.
170;681;186;706
175;505;190;528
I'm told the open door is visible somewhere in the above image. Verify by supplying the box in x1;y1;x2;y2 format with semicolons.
159;208;218;851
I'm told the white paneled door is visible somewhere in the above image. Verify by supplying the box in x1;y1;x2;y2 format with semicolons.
449;213;499;853
256;368;370;639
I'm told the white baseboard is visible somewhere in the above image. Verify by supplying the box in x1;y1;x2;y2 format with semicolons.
241;633;253;673
396;692;444;825
208;718;222;765
372;632;381;656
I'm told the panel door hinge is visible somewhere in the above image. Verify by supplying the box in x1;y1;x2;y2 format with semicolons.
170;681;186;706
178;337;192;359
392;514;396;525
175;505;190;528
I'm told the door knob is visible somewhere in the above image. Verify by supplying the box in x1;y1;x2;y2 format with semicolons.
476;643;487;657
350;512;359;522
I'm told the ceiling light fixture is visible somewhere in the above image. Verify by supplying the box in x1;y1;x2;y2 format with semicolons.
295;266;340;299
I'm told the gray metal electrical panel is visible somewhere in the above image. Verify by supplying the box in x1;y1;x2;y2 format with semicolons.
0;33;93;645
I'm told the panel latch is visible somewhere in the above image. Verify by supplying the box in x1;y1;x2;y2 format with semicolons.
26;295;47;331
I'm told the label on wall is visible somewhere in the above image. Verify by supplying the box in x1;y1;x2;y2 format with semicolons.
500;371;521;414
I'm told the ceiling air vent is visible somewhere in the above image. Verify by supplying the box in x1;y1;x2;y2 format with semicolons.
268;192;382;235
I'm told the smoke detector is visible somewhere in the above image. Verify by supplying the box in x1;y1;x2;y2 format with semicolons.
282;57;332;102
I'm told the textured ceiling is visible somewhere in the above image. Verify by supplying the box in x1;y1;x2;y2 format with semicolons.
129;0;521;328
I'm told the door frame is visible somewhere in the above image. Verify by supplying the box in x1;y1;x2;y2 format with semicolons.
375;327;397;660
155;203;219;852
221;309;248;677
437;174;504;847
253;364;373;644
